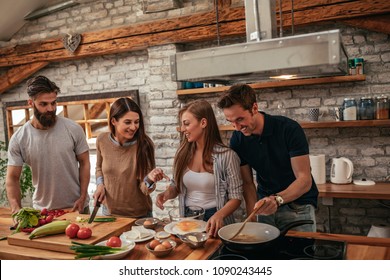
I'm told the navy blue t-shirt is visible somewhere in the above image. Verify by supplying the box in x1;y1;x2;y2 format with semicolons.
230;112;318;207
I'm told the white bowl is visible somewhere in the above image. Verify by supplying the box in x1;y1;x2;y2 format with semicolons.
95;239;135;260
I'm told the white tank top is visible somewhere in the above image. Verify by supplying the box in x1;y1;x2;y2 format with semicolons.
183;169;216;209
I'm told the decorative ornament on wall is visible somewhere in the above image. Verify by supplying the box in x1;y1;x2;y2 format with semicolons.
62;33;82;53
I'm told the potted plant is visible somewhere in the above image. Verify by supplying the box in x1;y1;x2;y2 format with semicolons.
0;141;34;206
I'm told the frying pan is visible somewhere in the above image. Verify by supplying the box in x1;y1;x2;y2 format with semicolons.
218;220;313;251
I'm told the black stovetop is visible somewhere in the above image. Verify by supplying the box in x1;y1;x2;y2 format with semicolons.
209;236;346;260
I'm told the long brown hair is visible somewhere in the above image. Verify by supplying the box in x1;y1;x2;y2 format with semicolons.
109;97;155;179
173;100;226;193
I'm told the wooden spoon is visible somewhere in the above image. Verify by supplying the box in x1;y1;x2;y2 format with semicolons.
229;200;265;240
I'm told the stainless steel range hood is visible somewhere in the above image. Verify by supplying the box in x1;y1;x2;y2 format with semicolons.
170;0;348;84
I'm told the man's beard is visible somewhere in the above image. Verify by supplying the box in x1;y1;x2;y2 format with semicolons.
33;105;57;128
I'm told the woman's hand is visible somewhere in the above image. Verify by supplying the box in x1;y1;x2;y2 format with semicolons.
147;168;170;183
156;192;168;210
206;212;225;238
156;185;178;210
93;184;106;205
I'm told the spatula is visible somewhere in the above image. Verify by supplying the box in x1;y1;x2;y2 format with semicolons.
229;200;265;240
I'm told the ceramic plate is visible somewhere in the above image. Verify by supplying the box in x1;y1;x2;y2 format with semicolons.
163;222;177;235
165;219;207;235
95;239;135;260
172;219;207;235
120;228;156;243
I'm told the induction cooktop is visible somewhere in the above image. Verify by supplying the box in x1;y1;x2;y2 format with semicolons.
209;236;346;260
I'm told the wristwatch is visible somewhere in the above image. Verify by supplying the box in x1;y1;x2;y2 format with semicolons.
144;176;155;189
273;194;284;207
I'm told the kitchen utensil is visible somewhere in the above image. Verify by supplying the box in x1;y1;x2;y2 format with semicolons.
88;200;101;223
155;231;171;240
330;157;354;184
168;206;205;222
135;217;159;229
218;220;313;252
229;200;265;240
178;232;208;249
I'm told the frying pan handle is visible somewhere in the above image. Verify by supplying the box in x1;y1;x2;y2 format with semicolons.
279;220;314;236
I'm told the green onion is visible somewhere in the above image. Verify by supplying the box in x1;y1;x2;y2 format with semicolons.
70;241;125;259
93;217;116;222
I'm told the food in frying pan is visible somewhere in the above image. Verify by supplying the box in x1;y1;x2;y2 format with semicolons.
231;234;265;242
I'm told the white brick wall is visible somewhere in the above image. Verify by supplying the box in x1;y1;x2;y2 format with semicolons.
0;0;389;234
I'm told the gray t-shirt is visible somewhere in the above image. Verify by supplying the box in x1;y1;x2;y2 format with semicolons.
8;116;90;210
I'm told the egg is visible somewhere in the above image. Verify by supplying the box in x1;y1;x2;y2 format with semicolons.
154;244;167;251
161;240;172;249
149;239;161;250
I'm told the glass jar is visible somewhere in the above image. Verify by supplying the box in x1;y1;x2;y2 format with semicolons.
343;98;357;121
375;95;389;119
358;97;374;120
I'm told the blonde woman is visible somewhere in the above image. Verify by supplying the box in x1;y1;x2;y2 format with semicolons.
156;100;243;237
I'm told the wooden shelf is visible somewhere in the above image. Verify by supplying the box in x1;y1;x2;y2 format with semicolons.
317;182;390;200
217;119;390;131
300;119;390;128
176;75;366;96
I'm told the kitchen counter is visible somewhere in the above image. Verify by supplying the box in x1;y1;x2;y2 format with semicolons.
0;208;389;260
0;208;220;260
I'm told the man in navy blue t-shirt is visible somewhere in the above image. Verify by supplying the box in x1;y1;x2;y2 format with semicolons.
218;84;318;232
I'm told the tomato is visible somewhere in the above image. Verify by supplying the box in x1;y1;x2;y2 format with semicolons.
106;236;122;247
21;227;36;233
77;227;92;239
40;208;48;216
65;223;80;239
45;215;54;223
38;218;47;226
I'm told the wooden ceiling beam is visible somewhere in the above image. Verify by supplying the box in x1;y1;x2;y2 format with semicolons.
0;21;246;68
0;62;48;94
1;1;390;67
342;15;390;35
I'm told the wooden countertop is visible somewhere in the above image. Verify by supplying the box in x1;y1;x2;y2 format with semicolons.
0;209;221;260
0;208;389;260
317;182;390;200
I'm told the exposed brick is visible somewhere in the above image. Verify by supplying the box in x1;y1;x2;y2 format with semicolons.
0;1;389;233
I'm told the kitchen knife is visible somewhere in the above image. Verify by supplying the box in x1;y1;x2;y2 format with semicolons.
88;200;101;223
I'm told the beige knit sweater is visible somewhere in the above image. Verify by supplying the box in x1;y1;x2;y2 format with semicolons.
95;132;153;217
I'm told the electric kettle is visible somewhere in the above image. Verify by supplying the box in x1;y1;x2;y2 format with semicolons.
330;157;354;184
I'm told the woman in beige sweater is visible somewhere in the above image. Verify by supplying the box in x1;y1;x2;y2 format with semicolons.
93;97;166;217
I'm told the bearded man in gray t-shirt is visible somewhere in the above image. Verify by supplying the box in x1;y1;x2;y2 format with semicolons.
6;75;90;215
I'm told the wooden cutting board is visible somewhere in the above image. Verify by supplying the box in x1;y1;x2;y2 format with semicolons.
7;212;135;254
